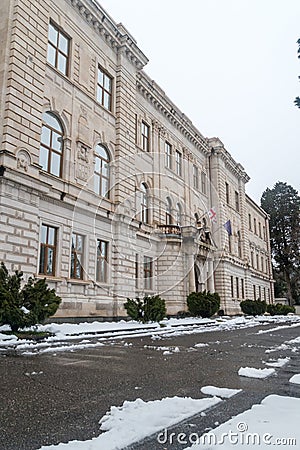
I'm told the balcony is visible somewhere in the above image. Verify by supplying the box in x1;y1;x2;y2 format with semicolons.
157;224;181;236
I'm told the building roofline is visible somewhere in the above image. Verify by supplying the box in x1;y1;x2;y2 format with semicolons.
246;193;269;218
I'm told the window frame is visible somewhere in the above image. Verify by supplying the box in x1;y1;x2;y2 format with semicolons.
40;111;64;177
39;224;57;276
225;182;230;204
94;144;110;199
70;232;84;280
141;183;149;224
47;21;70;76
97;66;113;111
166;197;172;225
235;191;240;212
165;141;172;169
144;256;153;290
96;239;108;283
141;121;150;152
201;171;207;195
193;165;199;190
175;150;182;177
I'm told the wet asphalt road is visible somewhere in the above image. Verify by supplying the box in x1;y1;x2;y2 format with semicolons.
1;321;300;450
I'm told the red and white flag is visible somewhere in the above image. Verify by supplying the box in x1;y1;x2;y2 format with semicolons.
208;207;217;223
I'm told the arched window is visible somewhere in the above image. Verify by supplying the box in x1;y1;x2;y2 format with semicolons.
166;197;172;225
141;183;149;223
176;203;182;226
94;144;110;198
40;111;64;176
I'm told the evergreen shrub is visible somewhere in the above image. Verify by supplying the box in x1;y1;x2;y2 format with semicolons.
240;299;267;316
187;291;220;318
266;303;295;316
124;295;166;323
0;262;61;332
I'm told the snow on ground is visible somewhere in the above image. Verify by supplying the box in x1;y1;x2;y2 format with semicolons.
265;357;290;368
289;374;300;384
257;322;300;334
200;386;242;398
238;367;276;379
39;396;222;450
186;395;300;449
1;314;299;355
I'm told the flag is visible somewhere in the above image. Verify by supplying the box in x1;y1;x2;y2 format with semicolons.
224;220;232;236
208;207;217;223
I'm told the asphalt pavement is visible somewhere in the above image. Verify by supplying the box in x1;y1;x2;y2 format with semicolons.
1;321;300;450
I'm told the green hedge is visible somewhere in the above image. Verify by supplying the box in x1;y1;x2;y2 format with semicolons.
124;295;166;323
187;291;220;318
267;303;295;316
240;299;267;316
0;262;61;332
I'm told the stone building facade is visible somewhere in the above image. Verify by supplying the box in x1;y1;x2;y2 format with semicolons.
0;0;274;318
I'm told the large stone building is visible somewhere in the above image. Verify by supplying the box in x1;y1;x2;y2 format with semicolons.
0;0;274;318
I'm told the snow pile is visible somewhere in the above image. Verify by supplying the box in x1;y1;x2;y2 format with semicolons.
39;396;222;450
200;386;242;398
289;374;300;384
186;395;300;449
238;367;275;379
195;343;209;348
265;357;290;368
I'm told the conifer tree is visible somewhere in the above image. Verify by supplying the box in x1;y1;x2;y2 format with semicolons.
261;182;300;305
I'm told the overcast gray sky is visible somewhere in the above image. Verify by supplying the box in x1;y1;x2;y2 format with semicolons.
99;0;300;203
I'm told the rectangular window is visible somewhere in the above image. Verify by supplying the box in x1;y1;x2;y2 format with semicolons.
241;279;245;299
264;287;266;301
47;22;70;76
231;276;234;298
71;233;84;279
259;222;262;238
193;165;199;190
258;285;261;300
135;253;139;289
201;171;207;194
254;218;257;234
141;121;150;151
165;141;172;169
175;150;182;176
97;67;113;111
261;256;264;273
236;277;239;298
251;251;254;267
235;191;240;212
96;239;108;283
248;213;252;231
144;256;153;290
225;182;230;204
253;285;256;300
228;234;232;253
39;224;57;276
263;226;266;241
256;253;259;271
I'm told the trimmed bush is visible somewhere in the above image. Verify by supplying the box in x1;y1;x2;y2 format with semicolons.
267;303;295;316
124;295;166;323
187;291;220;318
240;299;267;316
0;262;61;332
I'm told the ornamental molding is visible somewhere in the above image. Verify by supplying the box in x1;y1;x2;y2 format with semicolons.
68;0;148;70
136;72;210;156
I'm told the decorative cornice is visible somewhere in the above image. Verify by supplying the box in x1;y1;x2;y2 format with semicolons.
68;0;148;69
137;71;210;156
208;137;250;183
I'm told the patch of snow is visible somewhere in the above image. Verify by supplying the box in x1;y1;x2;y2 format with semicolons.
201;386;242;398
289;374;300;384
238;367;275;379
39;396;222;450
186;395;300;449
195;343;209;348
265;357;290;368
